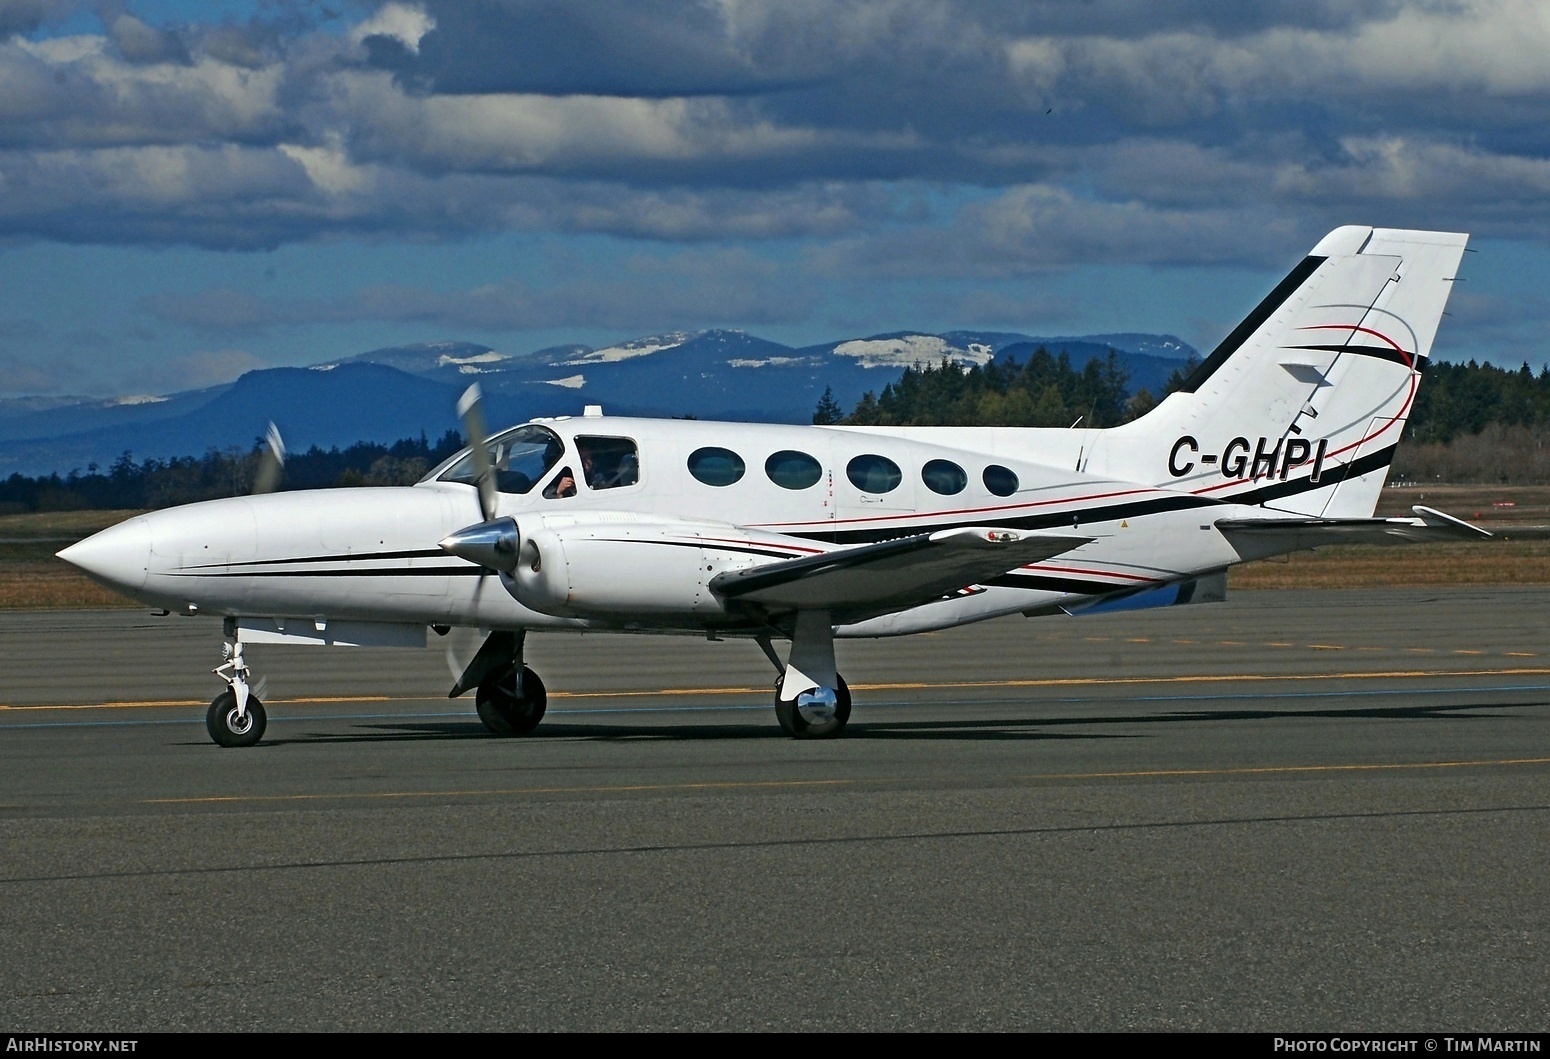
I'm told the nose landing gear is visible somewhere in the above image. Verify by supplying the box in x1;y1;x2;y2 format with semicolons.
208;626;266;747
451;629;549;736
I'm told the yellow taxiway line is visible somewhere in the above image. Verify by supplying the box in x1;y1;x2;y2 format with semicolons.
8;665;1550;711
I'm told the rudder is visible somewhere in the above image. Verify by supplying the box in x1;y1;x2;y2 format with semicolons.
1094;225;1468;517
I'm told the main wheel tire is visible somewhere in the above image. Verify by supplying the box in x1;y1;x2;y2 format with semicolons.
207;690;266;748
775;674;851;739
475;664;547;736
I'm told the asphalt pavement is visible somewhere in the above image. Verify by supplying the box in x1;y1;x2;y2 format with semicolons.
2;589;1548;1030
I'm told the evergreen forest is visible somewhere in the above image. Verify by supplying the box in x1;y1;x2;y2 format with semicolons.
6;352;1550;513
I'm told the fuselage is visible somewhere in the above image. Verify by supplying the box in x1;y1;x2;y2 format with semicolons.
61;411;1268;639
49;226;1470;748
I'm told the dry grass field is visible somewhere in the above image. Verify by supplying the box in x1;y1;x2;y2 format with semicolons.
4;486;1550;609
1232;484;1550;588
0;510;147;609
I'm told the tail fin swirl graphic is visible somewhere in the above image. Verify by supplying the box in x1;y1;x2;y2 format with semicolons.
1097;226;1468;518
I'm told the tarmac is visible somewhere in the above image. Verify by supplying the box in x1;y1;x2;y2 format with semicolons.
2;588;1548;1030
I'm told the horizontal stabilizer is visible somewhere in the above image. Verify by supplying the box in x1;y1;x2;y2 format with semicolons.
711;527;1090;621
1216;505;1489;560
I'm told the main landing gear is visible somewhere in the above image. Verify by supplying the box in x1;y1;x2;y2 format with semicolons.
451;629;548;736
763;609;852;739
208;620;265;748
774;674;851;738
476;663;547;735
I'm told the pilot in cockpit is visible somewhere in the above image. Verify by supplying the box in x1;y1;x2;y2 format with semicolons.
545;437;638;499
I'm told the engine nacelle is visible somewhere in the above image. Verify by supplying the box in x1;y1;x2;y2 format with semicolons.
504;514;735;619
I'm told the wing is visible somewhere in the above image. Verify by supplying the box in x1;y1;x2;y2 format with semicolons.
711;526;1091;623
1216;504;1489;560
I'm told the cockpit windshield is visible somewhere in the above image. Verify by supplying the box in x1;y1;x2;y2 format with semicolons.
429;424;564;495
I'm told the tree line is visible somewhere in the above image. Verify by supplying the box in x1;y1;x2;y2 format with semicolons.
7;352;1550;513
817;348;1550;441
0;430;465;515
816;348;1141;429
813;348;1550;484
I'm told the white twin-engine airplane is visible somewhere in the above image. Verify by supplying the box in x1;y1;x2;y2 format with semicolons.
60;225;1489;747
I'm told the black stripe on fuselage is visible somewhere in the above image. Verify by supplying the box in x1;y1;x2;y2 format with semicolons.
175;566;485;578
788;493;1222;546
1177;255;1326;393
180;537;807;577
785;442;1396;545
593;538;810;560
1213;443;1398;507
183;548;448;570
169;447;1397;581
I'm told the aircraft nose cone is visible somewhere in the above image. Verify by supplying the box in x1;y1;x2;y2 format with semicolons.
57;516;151;595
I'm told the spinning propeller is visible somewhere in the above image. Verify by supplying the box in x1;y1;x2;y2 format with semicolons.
252;421;286;494
442;384;522;576
456;383;498;523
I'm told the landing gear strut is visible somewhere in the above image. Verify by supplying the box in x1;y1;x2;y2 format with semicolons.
208;620;266;748
451;629;548;736
766;610;852;739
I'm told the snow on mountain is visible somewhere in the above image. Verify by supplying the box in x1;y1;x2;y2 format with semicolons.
0;328;1197;475
830;334;994;369
437;350;511;372
728;356;811;368
560;332;701;365
109;395;169;406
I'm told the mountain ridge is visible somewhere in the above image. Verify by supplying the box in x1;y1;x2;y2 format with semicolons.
1;328;1195;476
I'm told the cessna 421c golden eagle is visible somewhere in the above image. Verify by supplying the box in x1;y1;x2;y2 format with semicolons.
59;225;1486;747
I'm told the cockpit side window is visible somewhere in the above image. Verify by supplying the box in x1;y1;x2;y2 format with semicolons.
435;424;564;495
543;466;577;500
574;436;640;491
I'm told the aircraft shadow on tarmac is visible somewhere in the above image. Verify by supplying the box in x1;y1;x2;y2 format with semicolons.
232;719;1120;746
184;696;1546;747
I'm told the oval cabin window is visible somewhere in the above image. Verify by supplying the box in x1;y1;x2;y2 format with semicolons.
765;450;823;490
921;459;967;496
983;464;1019;497
846;454;902;494
687;447;746;487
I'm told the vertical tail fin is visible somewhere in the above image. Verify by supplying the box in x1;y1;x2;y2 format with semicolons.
1097;225;1468;517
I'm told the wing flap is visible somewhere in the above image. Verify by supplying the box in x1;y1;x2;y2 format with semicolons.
711;527;1091;617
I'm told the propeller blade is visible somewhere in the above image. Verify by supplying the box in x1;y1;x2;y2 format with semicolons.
252;421;286;494
457;384;497;522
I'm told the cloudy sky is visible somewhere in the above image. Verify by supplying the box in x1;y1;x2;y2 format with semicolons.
2;0;1548;398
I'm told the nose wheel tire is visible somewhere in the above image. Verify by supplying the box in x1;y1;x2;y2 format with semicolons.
476;664;547;735
207;690;267;748
775;674;851;739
